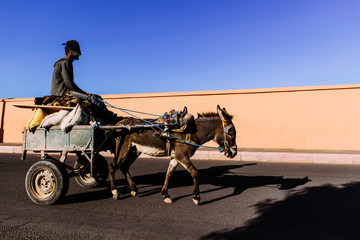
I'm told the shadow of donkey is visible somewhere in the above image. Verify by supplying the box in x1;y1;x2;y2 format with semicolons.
132;163;310;204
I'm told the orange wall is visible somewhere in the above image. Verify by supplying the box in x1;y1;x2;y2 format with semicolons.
2;84;360;153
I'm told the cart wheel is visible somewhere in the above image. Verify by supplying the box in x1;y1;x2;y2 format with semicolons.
25;159;69;205
74;154;109;188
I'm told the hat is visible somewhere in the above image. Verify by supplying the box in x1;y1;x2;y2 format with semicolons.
62;40;81;55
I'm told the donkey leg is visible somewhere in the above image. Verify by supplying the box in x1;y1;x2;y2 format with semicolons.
161;159;179;204
108;135;123;200
120;147;140;196
177;158;200;205
187;164;200;205
109;135;131;200
108;160;119;200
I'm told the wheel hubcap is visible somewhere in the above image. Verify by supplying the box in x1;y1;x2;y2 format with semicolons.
32;168;56;199
79;166;95;183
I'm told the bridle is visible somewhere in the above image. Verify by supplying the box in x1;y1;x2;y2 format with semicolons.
221;119;233;147
220;119;237;157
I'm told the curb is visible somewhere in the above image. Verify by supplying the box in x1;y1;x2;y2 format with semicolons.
0;146;23;154
2;145;360;164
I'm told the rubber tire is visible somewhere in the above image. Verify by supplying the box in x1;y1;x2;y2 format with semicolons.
25;159;69;205
74;154;109;188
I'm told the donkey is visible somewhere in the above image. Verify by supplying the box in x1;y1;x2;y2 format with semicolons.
109;105;237;205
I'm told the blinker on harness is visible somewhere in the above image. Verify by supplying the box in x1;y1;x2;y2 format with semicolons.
224;123;234;134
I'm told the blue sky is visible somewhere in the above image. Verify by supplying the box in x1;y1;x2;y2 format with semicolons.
0;0;359;98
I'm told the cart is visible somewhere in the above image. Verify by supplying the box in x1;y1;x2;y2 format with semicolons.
22;123;164;205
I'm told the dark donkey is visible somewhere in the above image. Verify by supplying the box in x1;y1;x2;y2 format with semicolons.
109;105;237;205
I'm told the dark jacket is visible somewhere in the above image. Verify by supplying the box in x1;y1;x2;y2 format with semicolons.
51;57;87;96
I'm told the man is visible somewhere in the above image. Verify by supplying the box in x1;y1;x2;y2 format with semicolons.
50;40;119;124
51;40;87;96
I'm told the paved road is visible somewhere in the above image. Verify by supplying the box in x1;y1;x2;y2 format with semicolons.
1;153;360;239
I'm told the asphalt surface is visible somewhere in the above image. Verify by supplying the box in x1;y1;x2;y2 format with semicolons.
1;153;360;239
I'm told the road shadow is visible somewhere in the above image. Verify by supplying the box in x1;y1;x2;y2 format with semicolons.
121;163;310;204
200;181;360;240
61;184;136;204
61;163;309;205
60;188;113;204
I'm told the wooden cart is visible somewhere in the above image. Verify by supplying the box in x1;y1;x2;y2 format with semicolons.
22;123;163;205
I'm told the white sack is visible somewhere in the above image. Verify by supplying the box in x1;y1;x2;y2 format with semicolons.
40;110;70;128
60;105;89;132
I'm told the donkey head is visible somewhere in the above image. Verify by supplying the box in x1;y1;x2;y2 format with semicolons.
214;105;237;158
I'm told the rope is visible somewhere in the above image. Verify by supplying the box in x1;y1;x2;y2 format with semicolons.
100;99;223;152
108;107;161;117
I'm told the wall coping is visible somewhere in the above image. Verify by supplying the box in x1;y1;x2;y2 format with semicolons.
2;84;360;102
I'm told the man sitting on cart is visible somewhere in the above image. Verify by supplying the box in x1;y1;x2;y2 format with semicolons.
50;40;119;124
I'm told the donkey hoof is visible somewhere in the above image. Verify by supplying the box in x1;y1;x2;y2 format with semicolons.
131;191;137;197
192;197;200;205
163;197;173;204
112;190;119;200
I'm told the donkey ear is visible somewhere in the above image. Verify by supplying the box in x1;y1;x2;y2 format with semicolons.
222;108;230;117
217;105;225;120
180;106;188;117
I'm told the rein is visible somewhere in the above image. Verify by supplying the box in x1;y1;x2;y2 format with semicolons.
99;99;224;152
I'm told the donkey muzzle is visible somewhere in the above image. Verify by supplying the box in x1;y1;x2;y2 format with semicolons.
224;142;237;158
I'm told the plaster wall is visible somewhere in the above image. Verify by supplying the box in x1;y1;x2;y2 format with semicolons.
1;84;360;153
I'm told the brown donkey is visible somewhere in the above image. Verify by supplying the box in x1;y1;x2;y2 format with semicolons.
109;105;237;205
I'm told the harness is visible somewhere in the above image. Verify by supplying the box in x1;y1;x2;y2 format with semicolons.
166;119;234;157
98;98;226;152
165;133;195;156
